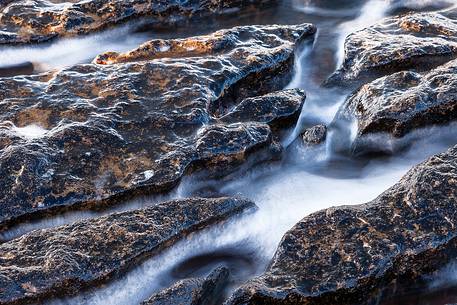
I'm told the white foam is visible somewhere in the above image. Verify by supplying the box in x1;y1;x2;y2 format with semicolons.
2;2;455;304
13;124;48;140
336;0;391;67
0;25;149;71
429;262;457;290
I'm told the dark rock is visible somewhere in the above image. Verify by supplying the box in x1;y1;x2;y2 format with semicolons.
302;124;327;145
0;24;315;230
219;89;307;130
227;145;457;305
326;11;457;87
0;62;34;77
335;59;457;154
0;0;276;44
0;197;255;305
388;1;455;15
142;266;230;305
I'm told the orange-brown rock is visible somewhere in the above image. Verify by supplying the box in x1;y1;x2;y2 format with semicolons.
0;0;276;44
327;11;457;87
335;58;457;154
0;197;255;305
227;145;457;305
0;24;315;230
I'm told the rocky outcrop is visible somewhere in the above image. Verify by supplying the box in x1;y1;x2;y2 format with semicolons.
335;58;457;154
227;145;457;305
142;266;230;305
0;24;315;230
0;197;255;305
302;124;327;145
0;0;276;44
327;11;457;87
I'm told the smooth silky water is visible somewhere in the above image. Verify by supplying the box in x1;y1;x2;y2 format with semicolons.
1;1;457;304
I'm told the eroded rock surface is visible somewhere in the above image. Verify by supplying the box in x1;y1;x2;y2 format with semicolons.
0;24;315;229
143;266;229;305
227;145;457;305
327;11;457;87
335;58;457;154
0;0;275;44
0;197;254;305
302;124;327;145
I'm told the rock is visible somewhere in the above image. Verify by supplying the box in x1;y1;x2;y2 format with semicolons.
0;197;255;305
219;89;307;130
388;0;455;14
0;62;34;77
302;124;327;145
326;11;457;87
227;145;457;305
0;0;276;44
142;266;230;305
335;58;457;154
0;24;315;230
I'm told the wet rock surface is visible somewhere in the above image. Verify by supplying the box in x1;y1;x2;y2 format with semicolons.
0;0;276;44
302;124;327;145
0;24;315;230
0;62;34;77
335;56;457;154
142;266;230;305
0;197;255;305
327;11;457;87
227;145;457;305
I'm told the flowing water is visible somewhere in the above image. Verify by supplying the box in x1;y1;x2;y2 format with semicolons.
2;0;457;304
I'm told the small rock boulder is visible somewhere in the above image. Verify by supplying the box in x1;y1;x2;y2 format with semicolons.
302;124;327;146
142;266;230;305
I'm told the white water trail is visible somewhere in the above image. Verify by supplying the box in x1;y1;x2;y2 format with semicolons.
47;213;261;305
3;1;457;304
45;166;406;305
292;0;357;17
336;0;391;67
0;25;149;71
45;120;457;305
0;188;181;242
334;0;457;68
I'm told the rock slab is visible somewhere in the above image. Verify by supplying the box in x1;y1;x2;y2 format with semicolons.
0;197;255;305
0;0;276;44
227;145;457;305
327;11;457;87
0;23;315;230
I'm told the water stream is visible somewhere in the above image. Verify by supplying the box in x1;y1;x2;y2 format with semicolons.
1;1;457;304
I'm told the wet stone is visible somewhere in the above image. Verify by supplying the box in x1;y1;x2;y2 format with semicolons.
227;145;457;305
0;197;255;305
0;24;315;230
0;0;276;44
142;266;230;305
0;62;34;77
335;58;457;154
302;124;327;145
326;11;457;87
